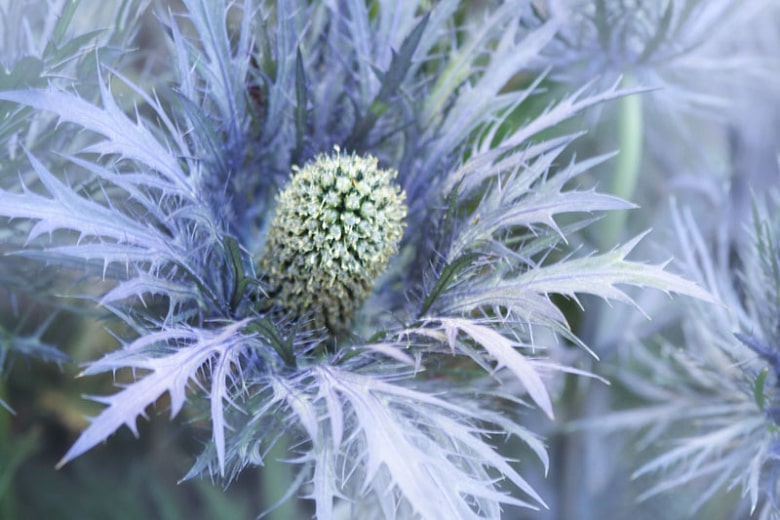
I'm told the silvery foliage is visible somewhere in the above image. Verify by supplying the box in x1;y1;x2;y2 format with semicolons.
0;0;149;411
0;0;712;517
522;0;778;220
591;198;780;519
519;1;780;518
524;0;770;109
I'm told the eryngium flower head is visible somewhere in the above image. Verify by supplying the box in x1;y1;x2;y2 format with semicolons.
0;1;716;517
260;149;406;333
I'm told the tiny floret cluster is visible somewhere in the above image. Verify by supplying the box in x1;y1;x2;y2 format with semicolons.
259;148;406;333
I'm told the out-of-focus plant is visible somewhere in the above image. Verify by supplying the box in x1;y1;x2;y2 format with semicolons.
588;196;780;519
523;0;776;245
511;2;780;519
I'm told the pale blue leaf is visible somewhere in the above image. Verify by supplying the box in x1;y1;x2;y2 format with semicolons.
0;151;178;264
58;321;250;473
312;366;548;517
437;317;554;419
0;87;195;199
100;273;200;307
515;232;716;310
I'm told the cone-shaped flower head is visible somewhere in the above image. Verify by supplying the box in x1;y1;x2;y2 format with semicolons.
260;148;406;334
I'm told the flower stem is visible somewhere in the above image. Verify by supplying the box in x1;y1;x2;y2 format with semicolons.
599;75;643;250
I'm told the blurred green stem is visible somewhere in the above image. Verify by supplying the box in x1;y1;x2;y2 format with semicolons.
567;75;644;520
0;382;12;516
262;435;299;520
599;74;643;250
0;384;39;519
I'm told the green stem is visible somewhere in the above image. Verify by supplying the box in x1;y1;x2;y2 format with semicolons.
599;75;643;250
262;435;299;520
0;381;11;520
0;385;39;519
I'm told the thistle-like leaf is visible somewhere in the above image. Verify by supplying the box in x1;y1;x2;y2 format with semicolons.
57;321;252;472
309;365;548;518
514;231;716;310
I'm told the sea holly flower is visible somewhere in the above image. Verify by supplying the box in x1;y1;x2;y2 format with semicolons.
0;0;713;517
259;148;406;335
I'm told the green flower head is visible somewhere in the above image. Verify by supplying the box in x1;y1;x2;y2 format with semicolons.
260;148;406;334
